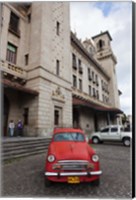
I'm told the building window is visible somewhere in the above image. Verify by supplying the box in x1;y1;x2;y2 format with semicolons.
72;53;77;69
56;60;60;76
23;108;29;125
25;54;29;65
92;71;95;83
101;80;104;90
78;59;83;74
28;14;31;23
97;39;105;50
93;88;96;97
54;110;59;126
96;90;99;99
6;42;17;64
79;79;82;91
95;74;99;86
9;12;20;36
88;68;92;81
56;21;60;35
89;85;91;96
102;94;105;102
73;75;77;88
54;107;62;126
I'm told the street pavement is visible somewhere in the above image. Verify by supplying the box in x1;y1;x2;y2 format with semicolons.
1;143;132;198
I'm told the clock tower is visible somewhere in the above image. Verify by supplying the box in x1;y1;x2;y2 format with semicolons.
92;31;120;108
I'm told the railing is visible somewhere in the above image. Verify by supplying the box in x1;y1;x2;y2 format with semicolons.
1;60;26;79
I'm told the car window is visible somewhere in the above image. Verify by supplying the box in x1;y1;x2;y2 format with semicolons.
54;132;85;142
111;127;118;132
101;128;109;133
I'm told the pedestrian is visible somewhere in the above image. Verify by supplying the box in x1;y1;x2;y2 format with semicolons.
17;120;23;136
8;120;15;137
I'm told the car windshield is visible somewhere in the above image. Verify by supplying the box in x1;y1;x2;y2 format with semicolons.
53;132;85;142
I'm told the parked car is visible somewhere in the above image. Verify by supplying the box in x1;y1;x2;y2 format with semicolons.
89;125;132;147
44;127;102;186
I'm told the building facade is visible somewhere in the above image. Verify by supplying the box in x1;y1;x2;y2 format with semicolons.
1;2;122;137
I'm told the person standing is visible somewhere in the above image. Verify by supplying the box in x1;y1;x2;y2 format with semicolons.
17;120;23;136
8;120;15;137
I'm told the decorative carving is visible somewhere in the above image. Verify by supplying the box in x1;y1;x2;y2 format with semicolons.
52;87;65;102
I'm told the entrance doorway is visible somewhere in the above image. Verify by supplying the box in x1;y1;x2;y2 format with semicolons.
54;106;62;127
4;95;10;136
73;108;80;128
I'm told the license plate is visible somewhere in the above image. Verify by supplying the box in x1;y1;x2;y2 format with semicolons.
67;176;80;184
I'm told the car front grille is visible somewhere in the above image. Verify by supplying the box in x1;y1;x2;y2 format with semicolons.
53;160;89;171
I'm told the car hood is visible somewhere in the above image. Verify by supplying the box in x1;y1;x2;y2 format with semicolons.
49;142;95;161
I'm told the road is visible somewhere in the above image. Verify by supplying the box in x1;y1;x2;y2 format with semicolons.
1;143;132;198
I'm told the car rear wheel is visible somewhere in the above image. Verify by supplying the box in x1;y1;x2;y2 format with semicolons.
92;137;100;144
44;177;52;187
123;137;130;147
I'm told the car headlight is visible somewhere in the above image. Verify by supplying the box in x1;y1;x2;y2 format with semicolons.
47;155;55;162
92;154;99;162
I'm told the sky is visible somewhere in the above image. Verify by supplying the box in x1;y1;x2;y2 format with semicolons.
70;1;132;116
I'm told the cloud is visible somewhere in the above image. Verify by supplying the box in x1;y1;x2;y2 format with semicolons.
70;2;132;115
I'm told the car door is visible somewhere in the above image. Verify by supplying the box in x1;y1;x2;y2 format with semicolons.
109;127;120;141
100;128;110;141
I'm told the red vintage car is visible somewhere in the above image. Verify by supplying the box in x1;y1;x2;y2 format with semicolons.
44;128;102;186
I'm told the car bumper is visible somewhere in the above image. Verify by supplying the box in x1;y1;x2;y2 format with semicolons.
44;170;102;176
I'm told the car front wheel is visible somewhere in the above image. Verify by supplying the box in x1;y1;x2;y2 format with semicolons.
92;137;100;144
123;137;130;147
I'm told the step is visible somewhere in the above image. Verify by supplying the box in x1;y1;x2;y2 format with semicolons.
2;137;51;161
2;142;49;152
2;145;48;156
2;138;51;145
3;149;47;161
2;139;51;148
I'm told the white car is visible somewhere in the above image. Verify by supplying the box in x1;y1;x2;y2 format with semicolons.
90;125;132;147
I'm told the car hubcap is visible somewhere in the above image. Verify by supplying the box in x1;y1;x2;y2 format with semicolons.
124;140;130;146
93;138;98;144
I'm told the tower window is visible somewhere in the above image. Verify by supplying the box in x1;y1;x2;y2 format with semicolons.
25;54;29;65
56;60;60;76
9;12;20;36
6;42;17;64
56;21;60;35
97;39;105;50
28;14;31;23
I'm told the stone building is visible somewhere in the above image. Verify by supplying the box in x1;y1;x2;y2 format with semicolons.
1;2;122;137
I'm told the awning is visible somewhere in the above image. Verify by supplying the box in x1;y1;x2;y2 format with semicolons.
2;78;39;96
73;95;123;114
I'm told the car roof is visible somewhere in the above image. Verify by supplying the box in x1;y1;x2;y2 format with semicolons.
101;125;123;129
53;128;84;134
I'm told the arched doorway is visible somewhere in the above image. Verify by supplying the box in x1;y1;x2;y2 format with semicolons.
4;95;10;136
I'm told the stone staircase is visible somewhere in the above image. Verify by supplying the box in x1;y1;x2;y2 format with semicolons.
1;137;51;161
